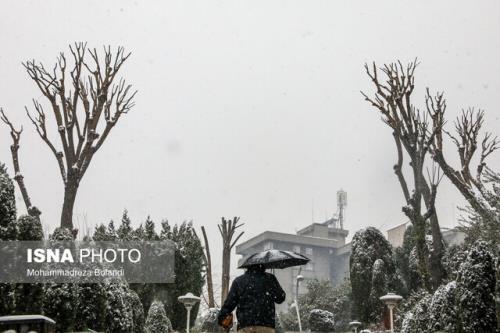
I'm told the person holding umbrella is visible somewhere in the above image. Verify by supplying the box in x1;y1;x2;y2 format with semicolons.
218;249;310;333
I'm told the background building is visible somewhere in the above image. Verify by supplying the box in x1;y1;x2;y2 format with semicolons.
236;190;350;311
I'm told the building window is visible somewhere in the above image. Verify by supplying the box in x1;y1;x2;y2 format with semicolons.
293;245;301;253
305;247;313;256
264;242;273;250
305;262;314;271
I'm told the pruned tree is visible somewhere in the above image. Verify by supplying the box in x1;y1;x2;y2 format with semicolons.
14;43;136;230
1;109;40;217
361;60;446;290
201;225;215;308
218;217;244;303
426;94;500;222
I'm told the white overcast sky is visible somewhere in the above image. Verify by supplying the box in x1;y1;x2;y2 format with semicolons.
1;0;500;275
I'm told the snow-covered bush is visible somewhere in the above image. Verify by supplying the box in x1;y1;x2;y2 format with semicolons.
145;299;172;333
350;227;398;323
199;308;223;332
400;293;432;333
105;282;135;333
16;215;43;241
275;313;285;333
456;241;497;332
127;288;145;333
427;281;459;332
442;244;467;281
74;283;107;332
309;309;335;332
0;163;17;240
0;283;15;315
368;259;387;321
49;227;73;241
43;283;77;332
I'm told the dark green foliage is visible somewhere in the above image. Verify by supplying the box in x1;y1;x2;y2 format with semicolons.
145;299;172;333
160;220;204;330
308;309;335;332
104;282;134;333
427;281;459;332
16;215;43;240
394;225;421;295
0;163;17;240
129;288;146;333
442;244;467;281
92;222;117;241
275;313;285;333
132;223;145;240
281;279;352;332
401;241;497;332
458;168;500;252
74;283;107;332
43;283;78;332
400;292;432;333
117;209;133;240
107;220;117;240
0;283;15;315
144;216;158;240
350;227;398;323
49;227;74;241
457;241;497;332
368;259;387;322
14;283;44;315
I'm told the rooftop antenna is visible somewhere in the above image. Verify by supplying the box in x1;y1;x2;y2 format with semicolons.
337;189;347;230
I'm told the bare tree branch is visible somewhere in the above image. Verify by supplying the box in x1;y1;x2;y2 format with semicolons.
22;43;137;229
0;108;40;217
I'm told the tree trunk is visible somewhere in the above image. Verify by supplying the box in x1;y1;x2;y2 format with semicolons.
201;226;215;308
61;178;78;230
421;180;446;289
221;244;230;303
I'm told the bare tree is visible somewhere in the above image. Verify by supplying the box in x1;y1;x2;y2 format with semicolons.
218;217;244;303
427;93;499;221
1;109;40;217
201;225;215;308
362;60;446;290
18;43;136;230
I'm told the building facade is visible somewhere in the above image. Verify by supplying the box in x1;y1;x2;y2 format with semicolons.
235;217;350;311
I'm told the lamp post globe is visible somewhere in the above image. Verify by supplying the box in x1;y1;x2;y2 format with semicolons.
178;292;201;333
379;293;403;333
348;320;362;333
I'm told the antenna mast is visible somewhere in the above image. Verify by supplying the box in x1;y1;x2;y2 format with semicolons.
337;189;347;229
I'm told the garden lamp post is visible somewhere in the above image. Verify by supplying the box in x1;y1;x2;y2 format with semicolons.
349;320;362;333
295;274;304;332
178;292;201;333
379;293;403;333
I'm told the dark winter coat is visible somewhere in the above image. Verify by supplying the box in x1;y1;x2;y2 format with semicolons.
218;269;286;330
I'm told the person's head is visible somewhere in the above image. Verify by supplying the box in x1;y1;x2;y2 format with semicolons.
246;264;265;273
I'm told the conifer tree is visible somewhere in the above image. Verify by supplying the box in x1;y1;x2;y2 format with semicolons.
0;163;16;315
105;283;135;333
107;220;118;240
145;300;172;333
118;209;133;240
350;227;398;323
144;216;158;241
74;283;107;332
0;163;17;240
457;241;497;332
43;283;77;332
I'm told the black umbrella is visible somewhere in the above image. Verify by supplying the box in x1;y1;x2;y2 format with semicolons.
238;249;310;269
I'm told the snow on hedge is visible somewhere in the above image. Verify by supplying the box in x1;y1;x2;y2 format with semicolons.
309;309;335;332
